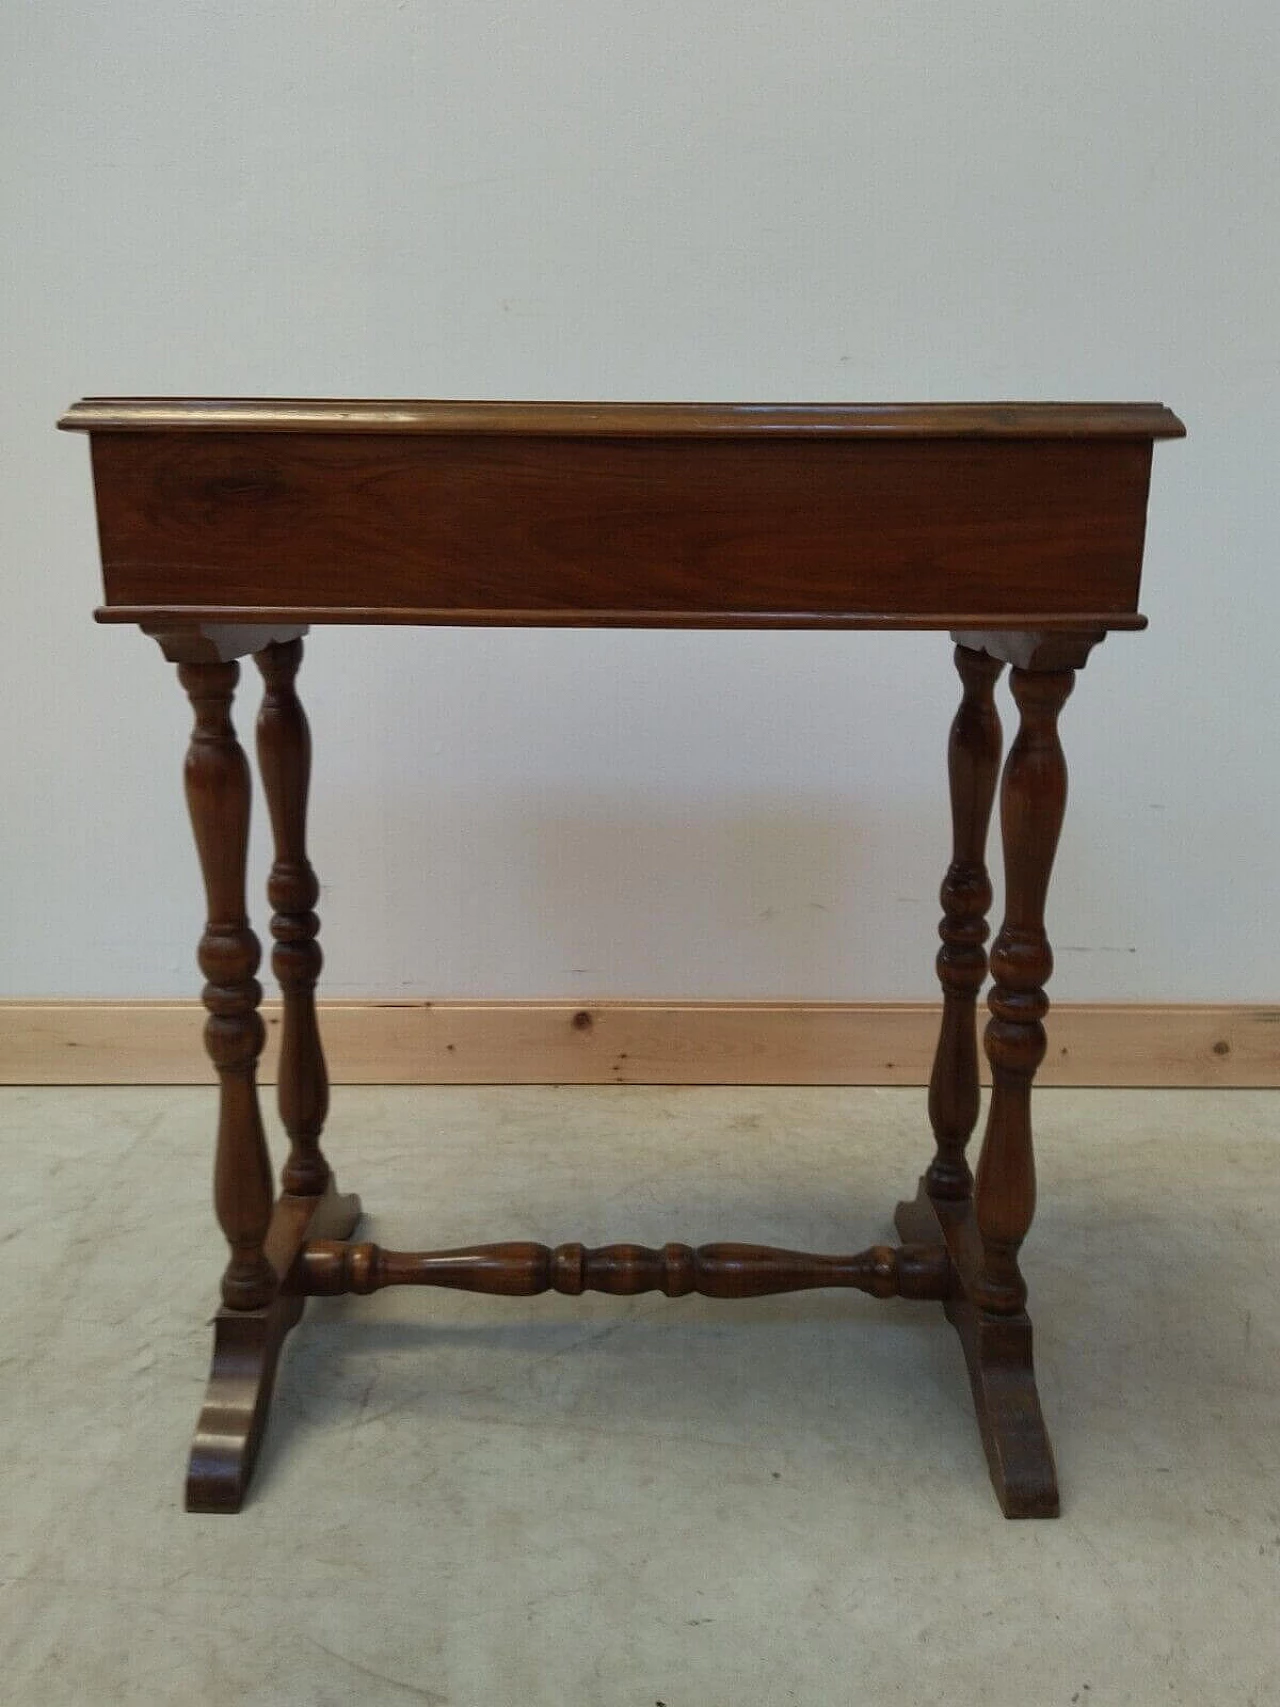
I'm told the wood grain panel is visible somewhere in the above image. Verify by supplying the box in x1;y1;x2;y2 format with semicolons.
2;1001;1273;1087
88;433;1156;621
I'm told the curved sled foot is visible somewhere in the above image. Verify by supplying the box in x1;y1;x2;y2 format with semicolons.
947;1297;1059;1518
185;1178;361;1513
896;1180;1059;1519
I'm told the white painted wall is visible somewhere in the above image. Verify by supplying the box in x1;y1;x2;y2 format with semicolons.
2;2;1276;1001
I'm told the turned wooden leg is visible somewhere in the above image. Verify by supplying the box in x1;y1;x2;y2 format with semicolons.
925;644;1004;1201
898;628;1103;1517
255;637;331;1195
177;658;275;1311
973;664;1074;1315
151;623;363;1511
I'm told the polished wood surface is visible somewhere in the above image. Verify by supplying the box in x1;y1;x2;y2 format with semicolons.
82;434;1154;626
59;397;1187;436
61;398;1183;630
254;637;331;1196
301;1237;953;1300
973;663;1080;1315
926;644;1004;1201
178;659;275;1312
895;1181;1058;1517
186;1177;360;1513
63;397;1184;1516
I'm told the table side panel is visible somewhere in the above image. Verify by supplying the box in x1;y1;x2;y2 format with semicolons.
89;432;1156;621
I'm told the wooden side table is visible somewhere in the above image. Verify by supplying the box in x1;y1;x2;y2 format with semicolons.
60;398;1185;1515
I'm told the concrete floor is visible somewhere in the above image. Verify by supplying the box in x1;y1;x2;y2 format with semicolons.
1;1085;1277;1706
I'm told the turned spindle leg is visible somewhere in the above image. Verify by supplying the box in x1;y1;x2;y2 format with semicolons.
178;659;275;1311
156;622;361;1511
973;665;1075;1315
255;637;331;1196
925;644;1004;1201
898;629;1101;1516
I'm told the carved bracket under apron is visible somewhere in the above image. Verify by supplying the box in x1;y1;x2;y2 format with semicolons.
951;627;1106;671
146;622;310;664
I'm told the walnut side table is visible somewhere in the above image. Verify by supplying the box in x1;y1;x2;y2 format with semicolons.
60;398;1185;1515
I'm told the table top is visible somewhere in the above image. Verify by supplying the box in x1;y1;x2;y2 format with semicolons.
60;398;1185;439
63;399;1184;634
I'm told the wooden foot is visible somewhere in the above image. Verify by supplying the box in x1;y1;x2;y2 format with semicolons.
185;1177;360;1513
895;1179;1058;1518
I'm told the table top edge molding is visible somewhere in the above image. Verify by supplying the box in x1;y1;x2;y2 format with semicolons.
58;398;1188;439
98;605;1149;633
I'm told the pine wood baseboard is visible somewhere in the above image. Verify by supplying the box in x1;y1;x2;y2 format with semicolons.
0;1000;1276;1088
